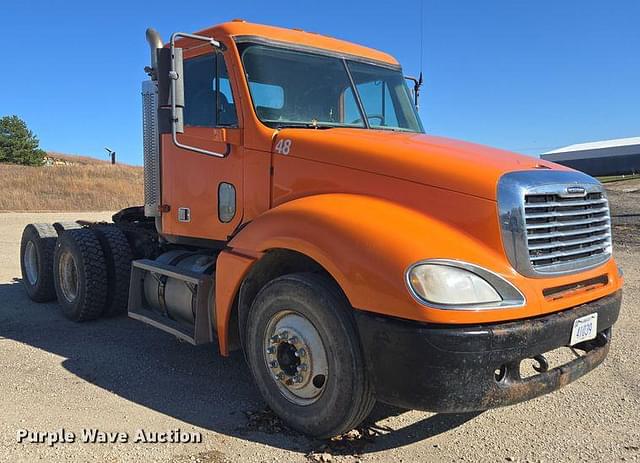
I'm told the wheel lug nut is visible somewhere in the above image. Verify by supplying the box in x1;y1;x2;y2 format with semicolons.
269;360;279;368
274;372;285;381
266;346;276;354
294;348;306;358
293;374;303;383
296;364;308;372
289;336;299;344
279;331;289;340
270;335;280;343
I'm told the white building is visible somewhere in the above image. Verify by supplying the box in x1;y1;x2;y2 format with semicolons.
541;136;640;176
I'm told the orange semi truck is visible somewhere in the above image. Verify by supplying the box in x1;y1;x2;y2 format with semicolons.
20;20;622;437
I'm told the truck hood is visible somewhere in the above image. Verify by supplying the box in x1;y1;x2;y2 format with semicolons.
276;128;564;200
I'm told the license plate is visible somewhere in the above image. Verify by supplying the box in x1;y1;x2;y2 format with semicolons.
570;313;598;346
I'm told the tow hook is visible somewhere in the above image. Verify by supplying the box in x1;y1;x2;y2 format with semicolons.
532;354;549;373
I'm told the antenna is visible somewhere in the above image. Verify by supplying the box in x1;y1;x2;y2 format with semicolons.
405;0;425;110
419;0;424;72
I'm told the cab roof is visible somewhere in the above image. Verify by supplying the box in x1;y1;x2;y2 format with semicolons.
195;20;399;67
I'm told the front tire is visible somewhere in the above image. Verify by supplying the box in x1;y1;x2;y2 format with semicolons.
244;273;375;438
53;228;108;321
20;223;58;302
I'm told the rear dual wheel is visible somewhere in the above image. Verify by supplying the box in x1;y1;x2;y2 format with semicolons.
54;228;108;321
94;225;133;317
51;226;132;321
20;223;58;302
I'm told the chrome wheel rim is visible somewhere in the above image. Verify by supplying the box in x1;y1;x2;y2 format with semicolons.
263;310;328;406
58;250;79;302
24;241;39;285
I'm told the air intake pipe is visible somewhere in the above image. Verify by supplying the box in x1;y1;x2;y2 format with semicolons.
145;28;163;80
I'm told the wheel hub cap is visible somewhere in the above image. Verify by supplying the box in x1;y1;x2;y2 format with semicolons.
58;250;79;302
263;311;328;405
24;241;38;285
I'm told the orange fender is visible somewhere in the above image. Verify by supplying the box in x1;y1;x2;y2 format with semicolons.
214;193;621;354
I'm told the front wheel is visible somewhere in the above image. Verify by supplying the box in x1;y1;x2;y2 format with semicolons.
244;273;375;438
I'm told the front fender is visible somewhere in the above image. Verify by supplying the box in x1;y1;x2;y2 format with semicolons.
226;193;524;324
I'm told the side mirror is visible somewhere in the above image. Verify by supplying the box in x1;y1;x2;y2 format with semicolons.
165;32;227;158
404;73;423;110
157;47;184;134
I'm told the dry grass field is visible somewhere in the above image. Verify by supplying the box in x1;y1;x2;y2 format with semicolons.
0;153;143;211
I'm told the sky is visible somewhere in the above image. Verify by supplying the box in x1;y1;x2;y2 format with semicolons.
1;0;638;165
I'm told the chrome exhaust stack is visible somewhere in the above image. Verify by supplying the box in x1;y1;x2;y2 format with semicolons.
145;28;163;80
142;28;163;218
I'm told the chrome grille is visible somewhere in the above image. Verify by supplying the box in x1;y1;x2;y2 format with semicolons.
525;192;611;272
498;170;613;277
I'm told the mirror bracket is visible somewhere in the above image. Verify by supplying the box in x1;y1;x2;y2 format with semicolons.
404;72;424;110
169;32;229;158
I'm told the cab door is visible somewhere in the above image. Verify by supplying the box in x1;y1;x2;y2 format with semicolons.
161;51;243;242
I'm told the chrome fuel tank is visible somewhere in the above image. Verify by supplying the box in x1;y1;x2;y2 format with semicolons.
143;250;215;325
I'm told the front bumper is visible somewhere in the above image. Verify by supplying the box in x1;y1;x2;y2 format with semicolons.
355;290;622;413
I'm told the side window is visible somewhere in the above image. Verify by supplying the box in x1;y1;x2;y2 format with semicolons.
183;54;238;127
216;56;238;126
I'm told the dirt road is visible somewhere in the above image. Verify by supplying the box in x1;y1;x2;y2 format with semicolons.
0;207;638;463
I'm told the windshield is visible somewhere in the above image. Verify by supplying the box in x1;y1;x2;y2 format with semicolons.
240;43;424;132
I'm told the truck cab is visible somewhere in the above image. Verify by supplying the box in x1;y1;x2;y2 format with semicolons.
20;20;622;438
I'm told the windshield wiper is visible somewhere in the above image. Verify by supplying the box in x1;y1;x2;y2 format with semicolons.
273;122;415;133
263;120;342;129
272;122;336;130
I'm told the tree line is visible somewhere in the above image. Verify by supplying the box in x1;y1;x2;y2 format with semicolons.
0;115;47;166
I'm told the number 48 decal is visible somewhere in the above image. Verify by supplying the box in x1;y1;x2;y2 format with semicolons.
275;139;292;155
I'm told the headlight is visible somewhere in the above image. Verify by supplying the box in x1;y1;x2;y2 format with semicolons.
406;260;525;309
409;264;500;304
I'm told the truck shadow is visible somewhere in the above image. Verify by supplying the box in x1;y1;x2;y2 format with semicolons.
0;280;480;454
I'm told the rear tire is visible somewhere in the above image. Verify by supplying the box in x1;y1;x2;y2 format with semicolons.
244;273;375;438
53;228;108;321
20;223;58;302
94;225;133;317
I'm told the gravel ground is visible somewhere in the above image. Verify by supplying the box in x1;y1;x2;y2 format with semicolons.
0;198;638;463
